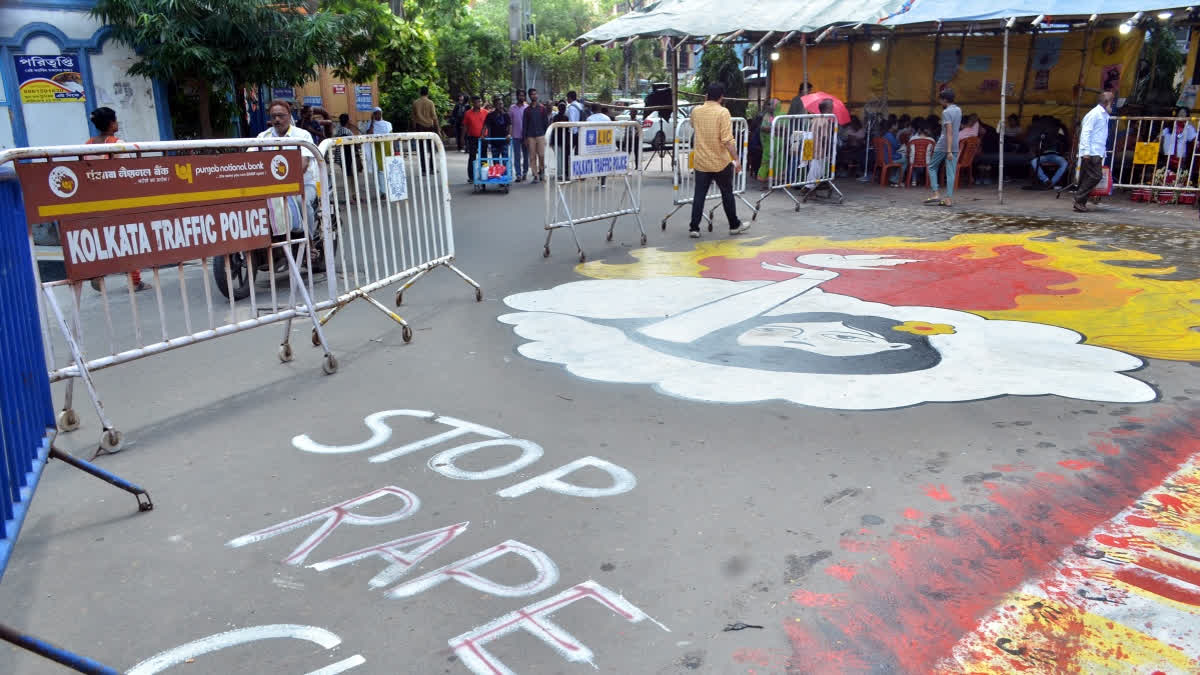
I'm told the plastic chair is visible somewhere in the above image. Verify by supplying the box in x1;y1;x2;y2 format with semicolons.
871;137;901;186
956;137;981;188
906;138;934;188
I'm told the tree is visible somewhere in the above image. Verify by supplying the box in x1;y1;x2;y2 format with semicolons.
92;0;383;138
1130;27;1187;112
694;44;747;116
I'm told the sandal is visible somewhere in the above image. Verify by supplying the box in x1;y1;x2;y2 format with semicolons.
938;199;953;207
922;196;941;204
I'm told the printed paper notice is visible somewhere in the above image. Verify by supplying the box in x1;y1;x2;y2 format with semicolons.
385;156;408;201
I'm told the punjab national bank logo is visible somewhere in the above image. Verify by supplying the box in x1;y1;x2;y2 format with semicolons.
499;233;1200;410
270;154;289;180
48;165;78;199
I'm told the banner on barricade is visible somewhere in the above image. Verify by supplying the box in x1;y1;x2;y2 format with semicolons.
580;127;616;156
570;153;628;178
16;150;301;281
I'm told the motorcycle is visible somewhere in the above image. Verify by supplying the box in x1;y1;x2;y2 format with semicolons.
212;196;338;300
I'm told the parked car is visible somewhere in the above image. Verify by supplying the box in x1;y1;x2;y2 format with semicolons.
615;103;692;150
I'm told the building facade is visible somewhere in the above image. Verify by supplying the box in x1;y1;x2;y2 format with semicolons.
1;0;172;150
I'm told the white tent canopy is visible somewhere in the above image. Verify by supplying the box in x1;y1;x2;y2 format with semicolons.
572;0;909;45
880;1;1189;27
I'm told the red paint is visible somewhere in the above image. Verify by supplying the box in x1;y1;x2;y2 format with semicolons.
1114;566;1200;606
791;589;846;607
1096;442;1122;456
923;484;955;501
698;245;1080;311
902;508;924;520
1153;493;1186;514
1058;459;1100;471
826;564;858;581
1094;534;1131;549
783;407;1200;674
1126;514;1160;528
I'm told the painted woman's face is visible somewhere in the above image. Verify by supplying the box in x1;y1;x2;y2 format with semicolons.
737;322;911;357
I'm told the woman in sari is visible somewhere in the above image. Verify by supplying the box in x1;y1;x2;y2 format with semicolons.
757;98;784;186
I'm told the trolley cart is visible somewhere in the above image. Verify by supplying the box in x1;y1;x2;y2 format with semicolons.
474;137;513;194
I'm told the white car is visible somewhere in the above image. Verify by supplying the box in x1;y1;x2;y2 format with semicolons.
615;103;692;150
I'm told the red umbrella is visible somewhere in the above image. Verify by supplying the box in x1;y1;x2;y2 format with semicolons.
800;92;851;125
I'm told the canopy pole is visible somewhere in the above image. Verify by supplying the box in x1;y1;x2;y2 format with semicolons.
1071;23;1096;160
930;29;941;113
1017;26;1038;124
580;45;587;99
1000;21;1011;205
671;37;679;168
802;34;809;90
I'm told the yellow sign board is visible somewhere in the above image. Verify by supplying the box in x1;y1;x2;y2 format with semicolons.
1133;141;1160;165
801;139;815;162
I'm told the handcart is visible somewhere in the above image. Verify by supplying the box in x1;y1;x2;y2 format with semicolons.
473;137;512;194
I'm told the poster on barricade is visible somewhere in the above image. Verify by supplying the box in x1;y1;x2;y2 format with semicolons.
16;151;302;281
579;126;616;156
384;156;408;202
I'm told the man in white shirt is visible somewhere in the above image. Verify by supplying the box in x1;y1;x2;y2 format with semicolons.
257;99;317;231
586;105;612;187
1074;91;1114;213
564;90;585;179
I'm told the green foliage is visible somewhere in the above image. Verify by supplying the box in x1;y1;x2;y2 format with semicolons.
435;12;510;97
380;76;449;131
1130;27;1187;111
694;44;747;116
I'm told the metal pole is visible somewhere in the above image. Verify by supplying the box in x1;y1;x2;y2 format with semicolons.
1071;24;1095;160
0;622;120;675
671;37;679;167
802;34;809;89
580;45;587;98
930;30;941;113
1000;24;1009;204
1017;27;1038;124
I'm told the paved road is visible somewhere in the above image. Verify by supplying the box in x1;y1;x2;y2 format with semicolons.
3;151;1200;674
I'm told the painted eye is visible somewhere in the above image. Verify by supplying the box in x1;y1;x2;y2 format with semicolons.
827;333;872;342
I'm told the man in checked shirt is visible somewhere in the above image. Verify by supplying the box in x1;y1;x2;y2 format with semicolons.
688;83;750;238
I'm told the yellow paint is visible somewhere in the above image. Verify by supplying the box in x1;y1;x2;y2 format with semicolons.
38;183;299;218
1134;142;1161;165
576;232;1200;362
942;592;1196;673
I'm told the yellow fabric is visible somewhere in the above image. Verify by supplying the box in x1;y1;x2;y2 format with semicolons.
690;101;735;173
412;97;438;129
771;28;1146;126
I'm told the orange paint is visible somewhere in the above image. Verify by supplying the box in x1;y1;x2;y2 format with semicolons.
923;484;955;501
902;508;924;520
826;564;857;581
1059;459;1100;471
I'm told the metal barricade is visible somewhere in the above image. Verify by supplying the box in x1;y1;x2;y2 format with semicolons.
1102;116;1200;202
661;116;759;231
545;121;647;262
1;163;151;674
317;133;481;340
3;137;338;455
753;114;843;215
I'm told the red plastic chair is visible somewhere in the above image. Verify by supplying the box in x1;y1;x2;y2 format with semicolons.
906;138;934;188
956;137;981;188
871;137;902;186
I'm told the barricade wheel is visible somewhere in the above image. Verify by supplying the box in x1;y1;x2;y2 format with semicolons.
475;288;483;302
395;290;404;307
660;220;667;231
402;325;413;343
322;354;339;375
640;234;647;245
543;247;551;258
99;429;122;453
579;252;587;262
279;344;294;363
708;223;714;232
311;328;321;347
606;231;614;242
57;409;80;432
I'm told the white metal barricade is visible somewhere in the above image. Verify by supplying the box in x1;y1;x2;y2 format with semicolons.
753;114;843;216
1102;116;1200;200
3;138;338;454
317;133;480;342
661;116;759;231
545;121;647;262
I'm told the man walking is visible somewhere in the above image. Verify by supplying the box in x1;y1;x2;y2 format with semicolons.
924;88;961;207
463;96;488;183
509;91;529;182
411;86;441;175
524;88;551;183
451;95;468;152
564;90;585;179
485;96;512;163
1074;91;1114;212
688;83;749;238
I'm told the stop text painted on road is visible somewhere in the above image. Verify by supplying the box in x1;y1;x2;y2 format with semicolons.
221;409;664;674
